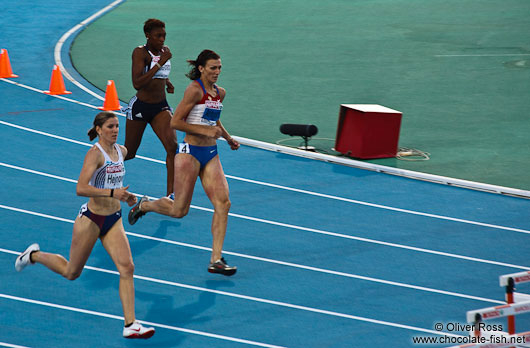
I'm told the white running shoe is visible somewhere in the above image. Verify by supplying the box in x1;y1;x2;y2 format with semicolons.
123;321;155;339
15;243;39;272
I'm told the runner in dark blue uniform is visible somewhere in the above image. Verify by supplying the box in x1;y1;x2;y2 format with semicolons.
124;18;177;196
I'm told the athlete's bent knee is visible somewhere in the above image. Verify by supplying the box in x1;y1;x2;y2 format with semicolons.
64;270;82;281
169;207;188;219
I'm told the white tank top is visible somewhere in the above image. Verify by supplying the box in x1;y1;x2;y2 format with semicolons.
89;143;125;189
144;47;171;79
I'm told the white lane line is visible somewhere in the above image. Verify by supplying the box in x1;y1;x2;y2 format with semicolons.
0;79;103;111
0;342;31;348
0;293;285;348
54;0;125;100
4;73;530;200
0;120;157;164
0;162;78;184
224;179;530;235
1;163;529;271
0;204;523;303
0;249;463;338
1;119;529;236
0;78;125;116
435;53;530;57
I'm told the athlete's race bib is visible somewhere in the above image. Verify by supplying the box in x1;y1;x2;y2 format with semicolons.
179;143;190;154
202;99;222;123
106;163;125;188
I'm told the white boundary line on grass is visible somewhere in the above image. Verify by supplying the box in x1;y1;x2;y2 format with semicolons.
54;0;125;100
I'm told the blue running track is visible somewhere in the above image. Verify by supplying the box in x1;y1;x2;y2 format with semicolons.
0;1;528;347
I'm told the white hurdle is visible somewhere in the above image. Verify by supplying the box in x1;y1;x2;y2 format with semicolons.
500;271;530;335
446;272;530;348
462;301;530;348
466;300;530;324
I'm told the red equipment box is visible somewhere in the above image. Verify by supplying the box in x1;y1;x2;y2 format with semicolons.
334;104;402;159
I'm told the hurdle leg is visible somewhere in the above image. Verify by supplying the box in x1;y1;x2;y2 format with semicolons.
473;313;482;337
506;277;515;335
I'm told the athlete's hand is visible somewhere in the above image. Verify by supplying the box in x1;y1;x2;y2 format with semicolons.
208;126;223;139
125;193;138;207
166;80;175;94
114;186;138;206
227;137;240;150
160;46;172;65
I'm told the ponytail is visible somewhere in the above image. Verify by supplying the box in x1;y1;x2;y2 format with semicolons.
88;111;117;141
88;127;98;141
185;49;220;80
185;59;201;80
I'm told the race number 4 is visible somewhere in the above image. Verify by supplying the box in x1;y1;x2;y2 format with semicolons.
179;143;190;154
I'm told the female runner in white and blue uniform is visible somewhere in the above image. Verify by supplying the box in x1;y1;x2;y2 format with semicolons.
125;18;177;196
15;112;155;339
128;50;240;276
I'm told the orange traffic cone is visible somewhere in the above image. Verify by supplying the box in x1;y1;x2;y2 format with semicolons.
98;80;121;111
44;65;71;95
0;49;18;78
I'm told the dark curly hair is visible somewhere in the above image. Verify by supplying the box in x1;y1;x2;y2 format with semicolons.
143;18;165;34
